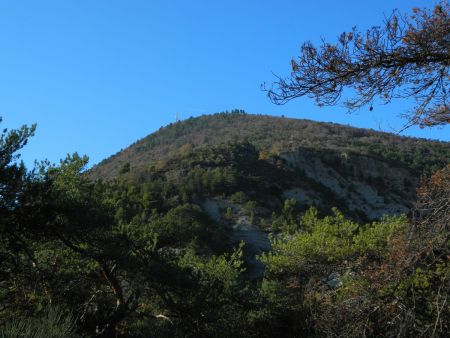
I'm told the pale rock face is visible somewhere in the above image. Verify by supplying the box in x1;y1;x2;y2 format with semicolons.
200;147;419;278
201;198;270;278
282;188;320;205
279;148;418;220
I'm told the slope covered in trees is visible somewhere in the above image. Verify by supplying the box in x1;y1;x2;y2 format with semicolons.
1;115;449;337
90;111;450;181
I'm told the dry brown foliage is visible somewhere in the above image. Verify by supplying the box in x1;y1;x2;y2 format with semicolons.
306;165;450;337
266;2;450;129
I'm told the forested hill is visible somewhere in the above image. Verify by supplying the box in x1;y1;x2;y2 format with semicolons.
4;113;450;337
91;110;450;180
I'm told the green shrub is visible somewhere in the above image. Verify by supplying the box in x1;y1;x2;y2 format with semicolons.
0;307;78;338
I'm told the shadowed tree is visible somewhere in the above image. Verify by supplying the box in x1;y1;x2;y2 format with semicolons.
265;2;449;129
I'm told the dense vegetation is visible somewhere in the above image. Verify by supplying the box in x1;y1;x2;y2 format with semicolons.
91;111;450;180
1;116;449;337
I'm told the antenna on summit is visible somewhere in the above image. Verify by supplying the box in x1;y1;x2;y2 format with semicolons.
175;112;180;122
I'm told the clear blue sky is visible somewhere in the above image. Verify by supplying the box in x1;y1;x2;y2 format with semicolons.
0;0;447;168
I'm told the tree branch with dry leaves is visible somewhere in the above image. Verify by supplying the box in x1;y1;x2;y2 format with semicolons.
264;2;449;129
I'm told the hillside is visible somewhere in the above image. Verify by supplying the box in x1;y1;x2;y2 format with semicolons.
88;111;449;278
90;111;450;257
91;110;450;181
90;112;449;223
4;113;449;337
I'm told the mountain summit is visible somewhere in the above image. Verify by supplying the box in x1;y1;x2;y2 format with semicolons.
91;111;449;180
90;111;449;223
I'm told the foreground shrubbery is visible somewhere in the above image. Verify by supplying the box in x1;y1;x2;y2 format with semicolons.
0;307;78;338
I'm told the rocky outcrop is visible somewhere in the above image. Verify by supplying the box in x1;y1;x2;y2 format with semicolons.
201;198;270;278
280;147;418;220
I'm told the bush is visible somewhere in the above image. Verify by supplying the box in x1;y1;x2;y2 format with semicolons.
0;307;78;338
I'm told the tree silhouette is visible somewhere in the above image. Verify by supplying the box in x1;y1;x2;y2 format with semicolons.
265;2;449;129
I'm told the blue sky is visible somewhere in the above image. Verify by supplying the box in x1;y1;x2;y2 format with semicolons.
0;0;447;168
